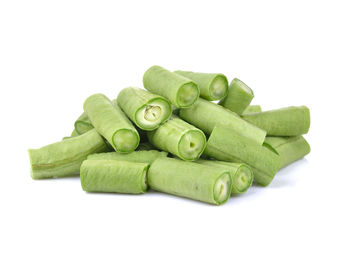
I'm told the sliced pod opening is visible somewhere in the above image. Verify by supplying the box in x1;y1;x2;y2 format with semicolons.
113;129;139;152
213;173;231;204
178;130;206;161
177;82;199;108
135;99;171;130
209;75;228;100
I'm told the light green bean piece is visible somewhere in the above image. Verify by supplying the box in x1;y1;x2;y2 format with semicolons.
174;70;228;101
148;157;232;205
117;87;172;130
242;106;310;136
242;105;262;115
74;112;94;135
83;93;140;153
219;78;254;115
28;129;108;179
264;136;311;169
88;150;168;164
147;115;206;161
204;126;280;186
196;159;253;194
143;65;200;108
179;98;266;145
62;129;79;140
81;160;149;194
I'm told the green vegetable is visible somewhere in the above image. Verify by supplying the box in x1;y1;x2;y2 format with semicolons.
84;93;140;153
204;126;280;186
81;160;148;194
74;113;93;135
219;78;254;115
196;159;253;194
117;87;172;131
147;157;232;205
147;115;206;161
28;129;108;179
174;70;228;101
88;150;168;164
179;98;266;145
62;129;79;140
242;105;262;114
264;136;311;169
242;106;310;136
143;65;200;108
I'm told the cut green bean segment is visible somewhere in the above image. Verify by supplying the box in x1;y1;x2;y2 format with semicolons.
219;78;254;115
264;136;311;169
242;106;310;136
62;129;79;140
196;159;253;194
28;129;108;179
148;157;232;205
81;160;148;194
204;126;280;186
174;71;228;101
242;105;262;115
88;150;168;164
84;93;140;153
179;98;266;145
74;113;93;135
117;87;172;131
147;116;206;161
143;65;200;108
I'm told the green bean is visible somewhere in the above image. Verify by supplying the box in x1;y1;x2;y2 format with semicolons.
143;65;200;108
147;115;206;161
174;71;228;101
147;157;232;205
74;113;93;135
88;150;168;164
84;93;140;153
242;106;310;136
117;87;172;130
81;160;149;194
219;78;254;115
62;129;79;140
28;129;108;179
204;126;280;186
242;105;262;115
179;98;266;145
196;159;253;194
264;136;310;169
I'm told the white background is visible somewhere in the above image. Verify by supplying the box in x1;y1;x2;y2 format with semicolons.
1;0;349;273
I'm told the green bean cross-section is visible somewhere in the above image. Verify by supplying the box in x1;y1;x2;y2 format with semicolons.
147;115;206;161
174;70;228;101
147;157;232;205
74;112;94;135
84;93;140;153
143;65;200;108
117;87;172;131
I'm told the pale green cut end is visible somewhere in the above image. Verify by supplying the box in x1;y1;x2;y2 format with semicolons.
113;129;139;153
178;130;206;161
135;98;171;130
177;82;199;108
235;78;253;95
233;165;253;193
209;75;228;100
213;173;231;204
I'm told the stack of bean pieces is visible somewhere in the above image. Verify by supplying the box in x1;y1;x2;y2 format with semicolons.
28;65;310;205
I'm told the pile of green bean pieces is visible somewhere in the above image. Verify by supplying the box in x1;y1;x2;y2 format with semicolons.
28;65;311;205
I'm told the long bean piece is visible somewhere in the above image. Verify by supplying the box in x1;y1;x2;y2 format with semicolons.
242;105;262;115
148;157;232;205
179;98;266;145
196;159;253;194
84;93;139;153
264;136;311;169
117;87;172;130
219;78;254;115
74;113;93;135
81;160;148;194
147;115;206;161
242;106;310;136
174;70;228;101
28;129;108;179
88;150;168;164
204;126;280;186
143;65;200;108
